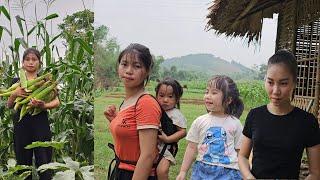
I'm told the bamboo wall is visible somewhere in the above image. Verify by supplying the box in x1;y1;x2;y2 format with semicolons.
276;0;320;120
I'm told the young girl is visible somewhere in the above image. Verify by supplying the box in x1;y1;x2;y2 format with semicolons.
239;50;320;179
7;48;60;180
155;77;187;180
104;43;161;180
176;75;244;180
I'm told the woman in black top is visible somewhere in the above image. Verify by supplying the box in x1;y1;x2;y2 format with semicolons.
238;50;320;179
7;48;60;180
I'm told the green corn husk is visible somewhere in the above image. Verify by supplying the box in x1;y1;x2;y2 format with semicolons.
19;104;28;121
0;90;15;97
18;81;52;105
13;80;45;111
19;104;34;121
0;82;20;94
26;73;51;87
31;90;56;116
28;80;46;91
5;82;20;92
14;101;21;111
34;82;57;100
0;73;50;94
32;108;42;116
19;69;28;89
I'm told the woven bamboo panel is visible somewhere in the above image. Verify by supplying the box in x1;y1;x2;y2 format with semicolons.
293;18;320;117
291;96;317;114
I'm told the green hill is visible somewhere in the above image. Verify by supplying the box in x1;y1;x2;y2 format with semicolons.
161;53;252;75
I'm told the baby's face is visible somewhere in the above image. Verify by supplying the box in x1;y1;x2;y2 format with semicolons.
157;84;177;111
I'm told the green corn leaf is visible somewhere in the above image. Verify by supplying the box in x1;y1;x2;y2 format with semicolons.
0;6;11;21
0;25;12;36
0;26;3;41
25;141;65;150
76;38;93;55
14;38;21;52
76;47;84;64
27;25;37;36
17;38;28;49
49;33;62;44
38;162;68;173
44;13;59;20
53;170;75;180
15;15;25;36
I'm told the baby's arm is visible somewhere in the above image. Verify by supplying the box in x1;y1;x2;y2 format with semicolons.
158;126;186;143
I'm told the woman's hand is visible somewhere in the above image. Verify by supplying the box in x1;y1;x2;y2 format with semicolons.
29;98;46;109
13;86;28;98
306;144;320;180
239;135;255;179
104;105;117;122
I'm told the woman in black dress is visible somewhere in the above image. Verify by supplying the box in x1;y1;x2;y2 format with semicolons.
7;48;60;180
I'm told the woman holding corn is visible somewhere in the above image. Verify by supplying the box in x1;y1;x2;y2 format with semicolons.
7;48;60;180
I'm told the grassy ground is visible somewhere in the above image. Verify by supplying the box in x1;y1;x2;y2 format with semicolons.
94;89;250;180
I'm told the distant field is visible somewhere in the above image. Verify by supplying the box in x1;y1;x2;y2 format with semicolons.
94;80;267;179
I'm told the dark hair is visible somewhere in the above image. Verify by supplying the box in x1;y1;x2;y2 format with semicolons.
207;75;244;118
117;43;153;86
23;48;41;62
155;77;183;109
267;49;297;83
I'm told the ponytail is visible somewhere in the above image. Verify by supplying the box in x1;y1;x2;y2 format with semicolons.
226;96;244;119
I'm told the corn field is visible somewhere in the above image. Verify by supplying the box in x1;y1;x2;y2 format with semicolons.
0;1;93;179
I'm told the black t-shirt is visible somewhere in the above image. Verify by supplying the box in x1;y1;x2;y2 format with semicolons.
243;105;320;179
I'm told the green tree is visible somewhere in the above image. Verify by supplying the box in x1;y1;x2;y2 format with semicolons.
94;25;120;89
58;9;94;40
150;56;164;80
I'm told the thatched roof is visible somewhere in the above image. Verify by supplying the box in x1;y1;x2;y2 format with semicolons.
206;0;320;43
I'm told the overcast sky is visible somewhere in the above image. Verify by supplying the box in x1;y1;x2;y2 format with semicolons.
0;0;93;59
95;0;278;68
